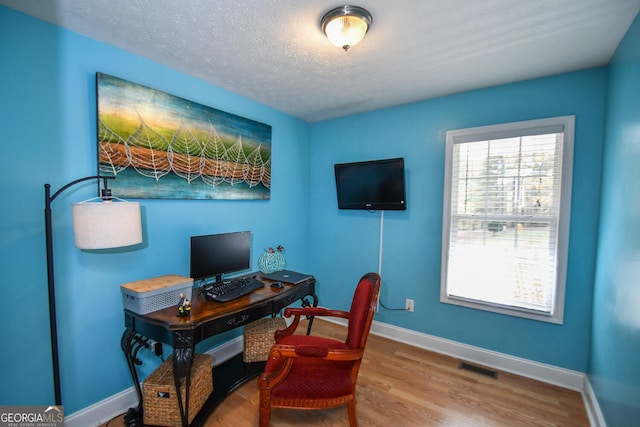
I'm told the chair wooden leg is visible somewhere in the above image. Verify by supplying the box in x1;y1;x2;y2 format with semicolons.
258;403;271;427
258;387;271;427
348;400;358;427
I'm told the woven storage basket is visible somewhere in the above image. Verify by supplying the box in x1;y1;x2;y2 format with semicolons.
243;317;287;362
143;354;213;427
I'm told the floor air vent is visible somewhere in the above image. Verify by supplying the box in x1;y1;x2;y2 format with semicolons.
459;362;499;379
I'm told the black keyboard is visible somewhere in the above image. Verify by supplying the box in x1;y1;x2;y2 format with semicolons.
200;277;265;302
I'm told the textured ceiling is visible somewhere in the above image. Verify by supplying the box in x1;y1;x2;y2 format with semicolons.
2;0;639;122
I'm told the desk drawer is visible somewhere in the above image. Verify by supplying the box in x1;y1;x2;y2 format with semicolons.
198;303;271;338
273;283;315;312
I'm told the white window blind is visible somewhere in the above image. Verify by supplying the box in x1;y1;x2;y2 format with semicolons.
441;116;574;323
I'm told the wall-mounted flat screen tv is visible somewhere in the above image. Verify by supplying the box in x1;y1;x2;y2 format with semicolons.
334;157;407;210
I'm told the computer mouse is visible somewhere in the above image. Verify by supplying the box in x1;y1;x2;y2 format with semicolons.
270;281;284;289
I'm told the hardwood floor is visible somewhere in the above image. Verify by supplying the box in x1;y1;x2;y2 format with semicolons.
103;319;589;426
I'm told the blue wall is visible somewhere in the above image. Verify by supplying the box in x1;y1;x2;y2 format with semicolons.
0;7;311;414
590;13;640;426
309;70;606;372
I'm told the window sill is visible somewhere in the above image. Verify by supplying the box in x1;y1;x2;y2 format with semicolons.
440;293;564;324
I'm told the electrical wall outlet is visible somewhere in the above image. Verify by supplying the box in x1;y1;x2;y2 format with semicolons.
405;298;414;312
149;340;163;356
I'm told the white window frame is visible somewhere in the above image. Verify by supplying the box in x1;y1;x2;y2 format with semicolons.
440;116;574;324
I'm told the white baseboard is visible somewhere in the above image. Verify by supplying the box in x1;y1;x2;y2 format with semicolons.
66;319;602;426
582;376;607;427
361;318;586;391
206;335;244;367
65;386;139;427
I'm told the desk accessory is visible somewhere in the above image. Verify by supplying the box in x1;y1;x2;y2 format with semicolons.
121;274;193;315
258;245;285;273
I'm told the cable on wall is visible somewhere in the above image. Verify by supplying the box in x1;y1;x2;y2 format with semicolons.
376;210;406;311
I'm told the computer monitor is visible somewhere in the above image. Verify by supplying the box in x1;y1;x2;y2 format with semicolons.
190;231;251;284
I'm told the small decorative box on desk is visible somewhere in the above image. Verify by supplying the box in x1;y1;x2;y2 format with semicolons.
121;274;193;315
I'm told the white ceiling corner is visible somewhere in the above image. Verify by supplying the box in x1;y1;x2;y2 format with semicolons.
2;0;639;122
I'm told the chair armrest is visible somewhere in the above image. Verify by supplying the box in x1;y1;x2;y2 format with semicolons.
284;307;350;320
294;345;329;358
270;344;364;362
276;307;350;340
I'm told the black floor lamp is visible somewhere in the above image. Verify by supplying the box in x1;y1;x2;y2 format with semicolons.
45;175;142;406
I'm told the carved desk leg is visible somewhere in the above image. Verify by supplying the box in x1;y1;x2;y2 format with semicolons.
172;330;195;427
120;328;150;427
301;292;319;335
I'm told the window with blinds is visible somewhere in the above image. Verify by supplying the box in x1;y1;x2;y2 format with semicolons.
440;116;574;324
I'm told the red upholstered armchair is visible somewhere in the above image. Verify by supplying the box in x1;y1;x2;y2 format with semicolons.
257;272;381;427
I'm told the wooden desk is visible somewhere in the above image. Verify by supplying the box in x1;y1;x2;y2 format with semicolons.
121;274;317;426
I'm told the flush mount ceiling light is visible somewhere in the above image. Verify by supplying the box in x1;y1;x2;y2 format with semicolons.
321;5;372;51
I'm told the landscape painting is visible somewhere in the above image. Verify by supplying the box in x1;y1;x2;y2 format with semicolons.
97;72;272;199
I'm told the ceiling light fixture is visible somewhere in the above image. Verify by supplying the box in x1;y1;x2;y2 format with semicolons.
321;5;372;51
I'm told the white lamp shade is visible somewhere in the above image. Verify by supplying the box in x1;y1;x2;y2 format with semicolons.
72;200;142;249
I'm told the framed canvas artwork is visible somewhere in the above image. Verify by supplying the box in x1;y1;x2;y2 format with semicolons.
97;72;272;199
